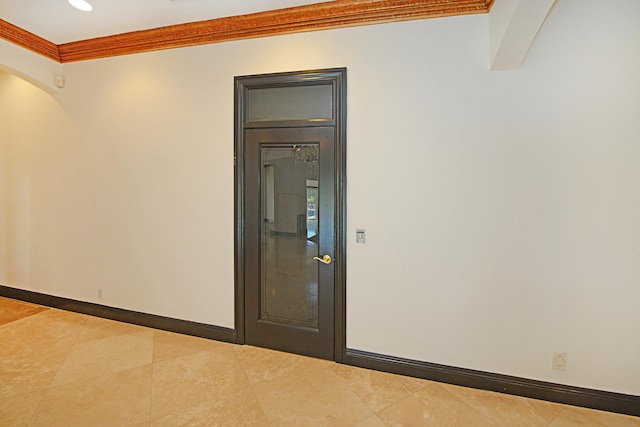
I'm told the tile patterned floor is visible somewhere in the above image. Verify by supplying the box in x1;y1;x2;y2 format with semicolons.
1;296;639;426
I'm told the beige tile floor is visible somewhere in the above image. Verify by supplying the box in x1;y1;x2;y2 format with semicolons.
1;296;639;427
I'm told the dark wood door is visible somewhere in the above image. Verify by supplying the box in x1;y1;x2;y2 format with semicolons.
244;127;335;360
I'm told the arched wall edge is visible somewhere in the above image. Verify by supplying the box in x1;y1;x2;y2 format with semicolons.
0;40;61;95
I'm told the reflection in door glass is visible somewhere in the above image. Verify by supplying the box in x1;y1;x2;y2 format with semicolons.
260;145;319;329
306;180;318;241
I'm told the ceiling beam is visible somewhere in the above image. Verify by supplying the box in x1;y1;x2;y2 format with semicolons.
489;0;556;70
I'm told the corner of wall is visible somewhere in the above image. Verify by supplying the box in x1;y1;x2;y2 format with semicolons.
0;90;7;284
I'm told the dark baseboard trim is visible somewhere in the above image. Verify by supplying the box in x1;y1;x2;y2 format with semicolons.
0;285;236;344
3;285;637;417
344;348;640;417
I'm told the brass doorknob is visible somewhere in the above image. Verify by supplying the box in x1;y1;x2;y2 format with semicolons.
313;254;332;264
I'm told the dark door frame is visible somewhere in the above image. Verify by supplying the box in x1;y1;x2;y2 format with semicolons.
234;68;347;362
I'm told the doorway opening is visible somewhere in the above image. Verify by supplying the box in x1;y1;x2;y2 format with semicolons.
234;68;346;361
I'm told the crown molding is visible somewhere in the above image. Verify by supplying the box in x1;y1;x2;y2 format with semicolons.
0;19;60;62
2;0;494;63
58;0;494;62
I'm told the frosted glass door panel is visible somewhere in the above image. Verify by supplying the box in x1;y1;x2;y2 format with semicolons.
248;85;333;122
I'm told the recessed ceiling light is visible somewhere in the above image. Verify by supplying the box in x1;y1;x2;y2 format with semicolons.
68;0;93;12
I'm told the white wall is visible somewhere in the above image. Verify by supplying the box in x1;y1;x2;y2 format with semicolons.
1;0;639;396
348;0;640;396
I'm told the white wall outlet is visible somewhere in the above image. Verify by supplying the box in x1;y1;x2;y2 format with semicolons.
97;288;103;300
552;352;567;371
356;229;366;244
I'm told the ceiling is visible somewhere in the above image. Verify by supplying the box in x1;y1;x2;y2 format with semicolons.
0;0;327;45
1;0;494;63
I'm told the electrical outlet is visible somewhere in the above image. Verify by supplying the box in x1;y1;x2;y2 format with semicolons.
552;352;567;371
98;288;103;300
